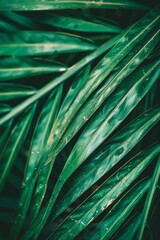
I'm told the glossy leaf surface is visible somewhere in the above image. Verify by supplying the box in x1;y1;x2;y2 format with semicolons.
0;31;96;56
10;87;62;240
43;9;160;164
0;106;35;192
38;13;121;33
137;155;160;240
0;84;36;101
0;58;67;81
50;145;159;239
52;107;160;220
0;0;148;11
89;179;150;240
21;10;160;239
0;34;120;126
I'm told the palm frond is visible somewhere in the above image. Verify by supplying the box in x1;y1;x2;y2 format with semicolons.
0;3;159;240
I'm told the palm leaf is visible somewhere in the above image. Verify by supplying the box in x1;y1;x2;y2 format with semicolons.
0;3;159;240
51;107;160;220
0;33;120;126
17;10;160;239
36;12;121;33
0;106;36;192
0;31;96;56
47;145;159;239
0;84;36;101
10;87;62;240
112;214;142;240
136;154;160;239
42;8;160;164
0;58;67;81
88;179;150;240
0;0;149;11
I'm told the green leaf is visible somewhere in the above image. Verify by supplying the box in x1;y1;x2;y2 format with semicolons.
0;31;96;56
112;214;142;240
53;29;160;158
27;59;159;239
0;33;120;126
43;9;160;163
148;44;160;59
88;179;150;240
0;84;36;101
49;145;159;239
0;104;11;116
10;87;62;240
25;66;91;222
57;64;91;123
0;0;149;11
0;120;13;153
136;154;160;240
0;58;67;81
0;106;35;192
0;18;18;32
50;59;159;200
52;107;160;220
27;87;63;219
1;11;38;30
20;10;160;239
0;104;12;151
38;12;121;33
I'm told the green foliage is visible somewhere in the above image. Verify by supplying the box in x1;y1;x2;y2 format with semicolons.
0;1;159;240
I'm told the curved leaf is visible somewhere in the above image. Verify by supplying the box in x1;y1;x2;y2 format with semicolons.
49;145;159;239
51;26;160;158
39;13;121;33
0;84;36;101
57;64;91;123
52;107;160;220
0;33;120;126
112;214;142;240
10;86;62;240
0;120;13;153
88;179;150;240
0;18;18;32
20;10;160;239
1;11;38;30
0;0;149;11
136;154;160;240
0;31;96;56
0;105;36;192
0;58;67;81
43;9;160;163
51;59;159;198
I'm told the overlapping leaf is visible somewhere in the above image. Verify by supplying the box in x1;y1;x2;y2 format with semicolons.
0;0;148;11
136;155;160;239
49;145;159;239
0;4;159;240
0;33;120;126
10;87;62;240
51;107;160;220
0;58;67;81
0;106;36;192
20;10;160;239
37;12;121;33
42;8;160;165
48;59;159;207
0;84;36;101
0;31;96;56
112;214;142;240
88;179;150;240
